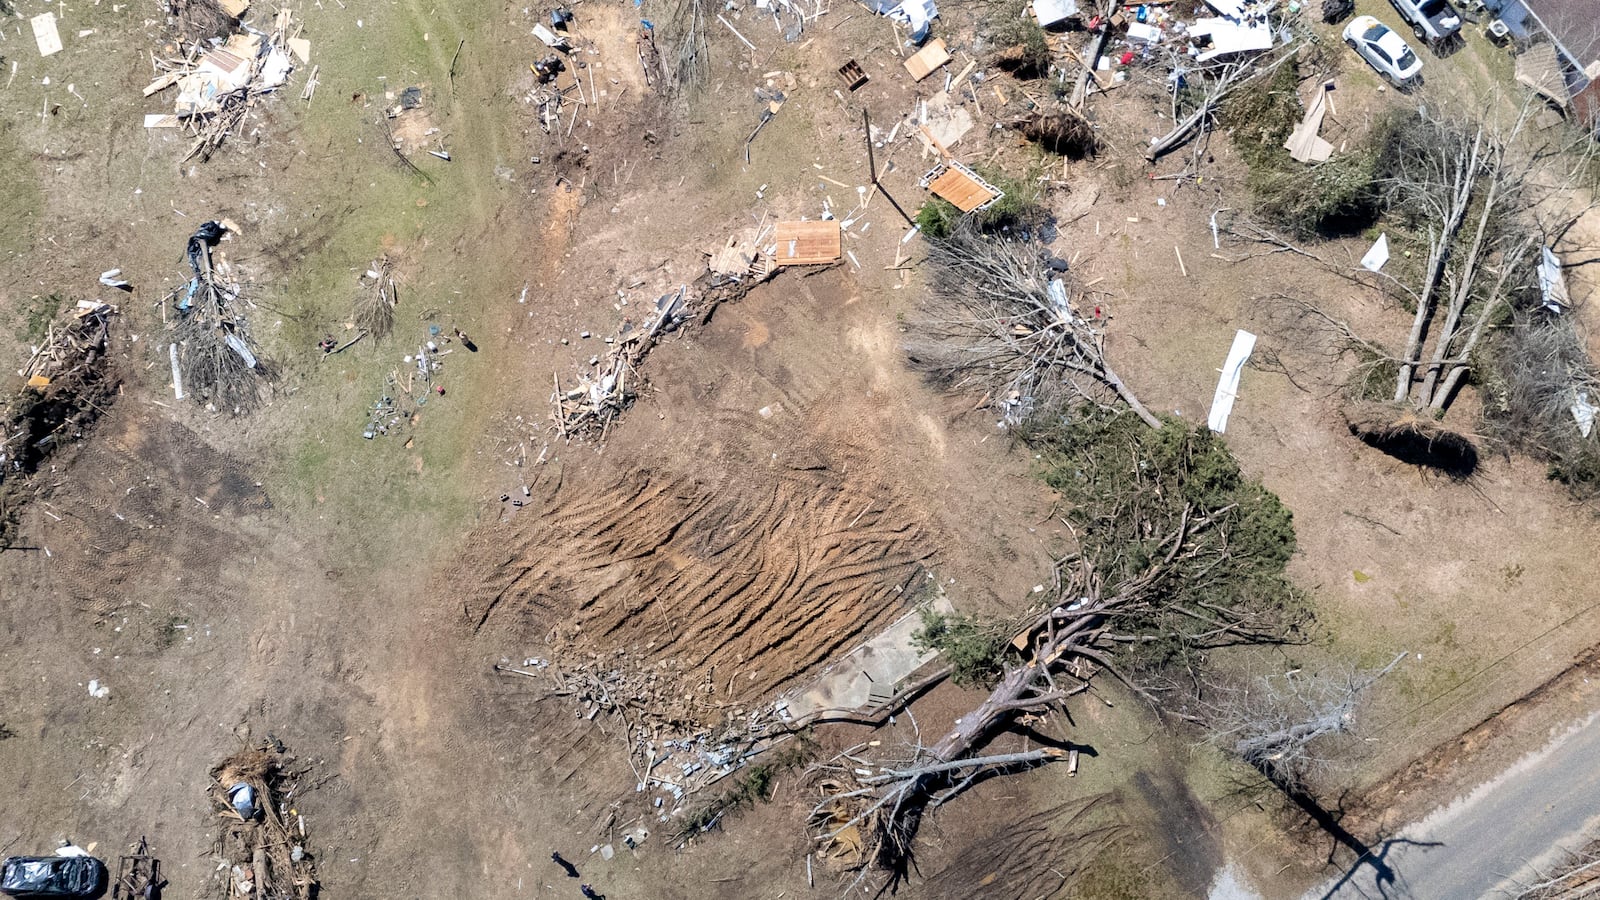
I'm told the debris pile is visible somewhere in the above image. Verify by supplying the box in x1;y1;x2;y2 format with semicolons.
1;299;120;537
15;300;117;393
163;220;268;412
206;745;318;900
551;287;689;436
381;86;446;165
144;6;308;160
7;298;119;511
1088;0;1279;68
497;653;788;824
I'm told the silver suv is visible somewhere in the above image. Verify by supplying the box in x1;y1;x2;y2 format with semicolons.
1387;0;1463;46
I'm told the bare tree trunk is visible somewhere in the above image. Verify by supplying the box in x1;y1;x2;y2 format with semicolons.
1394;127;1483;403
863;747;1066;783
1420;155;1502;404
1103;358;1162;429
928;665;1049;761
1429;237;1534;410
1394;226;1443;402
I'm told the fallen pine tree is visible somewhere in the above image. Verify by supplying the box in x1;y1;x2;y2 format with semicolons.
807;409;1313;882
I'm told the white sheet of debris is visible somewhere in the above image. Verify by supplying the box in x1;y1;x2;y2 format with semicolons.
1208;330;1256;434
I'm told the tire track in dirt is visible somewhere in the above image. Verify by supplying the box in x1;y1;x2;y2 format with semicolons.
459;435;933;705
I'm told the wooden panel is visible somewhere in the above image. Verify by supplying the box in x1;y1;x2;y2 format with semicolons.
772;220;841;266
928;168;997;212
903;39;951;82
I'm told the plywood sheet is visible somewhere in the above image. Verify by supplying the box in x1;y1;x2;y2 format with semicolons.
928;167;997;212
903;39;951;82
772;220;841;266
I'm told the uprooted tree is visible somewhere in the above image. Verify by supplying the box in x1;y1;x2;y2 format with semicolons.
1270;103;1600;476
165;220;270;412
0;299;120;543
807;408;1313;879
1184;652;1406;795
1481;307;1600;498
1378;107;1548;414
906;223;1159;428
1145;36;1302;161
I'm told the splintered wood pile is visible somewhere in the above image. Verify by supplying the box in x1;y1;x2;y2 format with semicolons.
16;300;115;388
142;7;305;161
551;286;689;435
208;746;318;900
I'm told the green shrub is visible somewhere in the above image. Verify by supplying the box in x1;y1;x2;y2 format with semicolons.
1221;58;1383;237
915;197;963;239
913;608;1009;688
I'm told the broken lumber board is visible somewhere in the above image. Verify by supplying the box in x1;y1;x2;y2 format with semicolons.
903;39;951;82
771;220;841;266
143;71;184;96
945;59;976;95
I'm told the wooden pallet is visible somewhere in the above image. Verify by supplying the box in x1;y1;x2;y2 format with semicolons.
923;160;1002;212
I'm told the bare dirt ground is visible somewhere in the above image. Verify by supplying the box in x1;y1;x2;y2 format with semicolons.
3;0;1600;896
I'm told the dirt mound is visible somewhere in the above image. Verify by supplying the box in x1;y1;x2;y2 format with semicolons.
463;453;932;704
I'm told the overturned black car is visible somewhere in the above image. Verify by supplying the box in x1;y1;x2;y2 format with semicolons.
0;856;106;898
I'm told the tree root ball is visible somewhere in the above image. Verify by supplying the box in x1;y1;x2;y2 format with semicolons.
1343;401;1478;479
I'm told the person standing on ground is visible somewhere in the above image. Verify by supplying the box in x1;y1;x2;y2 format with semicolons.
580;884;603;899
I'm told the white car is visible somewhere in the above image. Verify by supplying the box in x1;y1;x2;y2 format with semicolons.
1343;15;1424;86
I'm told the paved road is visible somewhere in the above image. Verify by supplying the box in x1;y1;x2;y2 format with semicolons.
1308;710;1600;899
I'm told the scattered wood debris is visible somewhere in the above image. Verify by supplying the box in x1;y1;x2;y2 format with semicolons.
552;287;689;436
360;322;463;440
143;7;304;161
496;653;790;827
